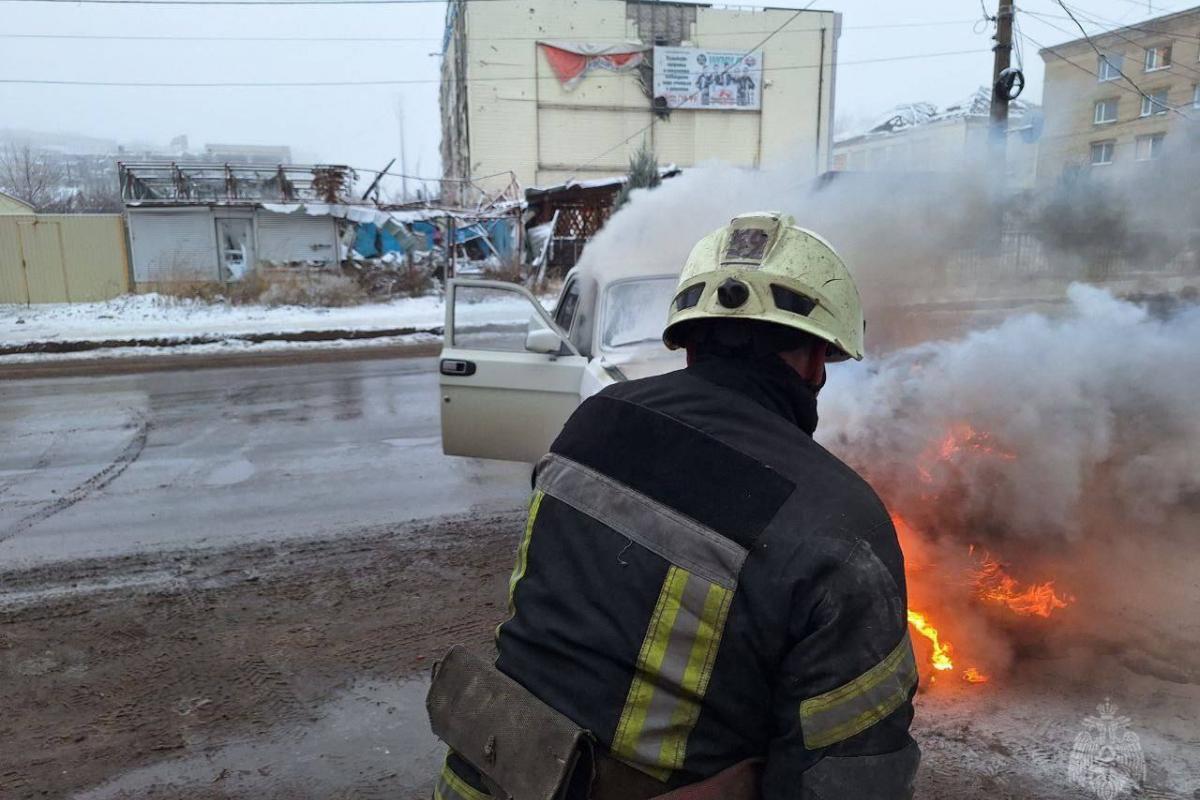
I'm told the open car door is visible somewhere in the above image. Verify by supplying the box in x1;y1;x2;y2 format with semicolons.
440;279;588;463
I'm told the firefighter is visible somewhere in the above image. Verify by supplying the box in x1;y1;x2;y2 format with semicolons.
427;212;919;800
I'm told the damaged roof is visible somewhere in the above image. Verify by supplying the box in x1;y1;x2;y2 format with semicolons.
837;87;1039;144
525;165;681;200
118;162;357;206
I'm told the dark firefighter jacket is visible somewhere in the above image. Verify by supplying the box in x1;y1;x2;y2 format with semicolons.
439;355;919;800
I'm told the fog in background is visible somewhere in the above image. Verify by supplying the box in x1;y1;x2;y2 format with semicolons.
2;0;1189;187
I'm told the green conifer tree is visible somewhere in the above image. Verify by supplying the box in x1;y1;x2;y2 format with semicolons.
613;143;662;210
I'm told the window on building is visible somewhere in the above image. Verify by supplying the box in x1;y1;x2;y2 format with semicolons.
1098;53;1124;81
1094;98;1119;123
1141;88;1170;116
1136;132;1165;160
1090;140;1115;165
1144;44;1172;71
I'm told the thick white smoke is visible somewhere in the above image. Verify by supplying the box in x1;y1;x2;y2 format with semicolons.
581;164;1199;543
820;284;1200;542
577;162;1026;353
580;164;1200;677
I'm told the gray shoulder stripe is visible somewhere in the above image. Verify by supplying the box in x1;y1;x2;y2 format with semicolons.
535;454;747;590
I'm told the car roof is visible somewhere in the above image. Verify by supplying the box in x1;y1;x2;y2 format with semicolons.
565;267;678;290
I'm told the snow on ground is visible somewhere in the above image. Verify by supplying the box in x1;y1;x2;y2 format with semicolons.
0;331;442;365
0;292;546;347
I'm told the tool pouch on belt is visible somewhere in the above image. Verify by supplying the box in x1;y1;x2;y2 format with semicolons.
426;645;594;800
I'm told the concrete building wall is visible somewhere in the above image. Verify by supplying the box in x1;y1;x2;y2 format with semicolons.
1036;8;1199;185
444;0;837;195
0;214;130;304
831;113;1040;190
834;119;973;172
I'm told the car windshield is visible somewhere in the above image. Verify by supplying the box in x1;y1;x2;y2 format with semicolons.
601;277;677;349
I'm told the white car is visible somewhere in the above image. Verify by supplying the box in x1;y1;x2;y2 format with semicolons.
439;268;684;462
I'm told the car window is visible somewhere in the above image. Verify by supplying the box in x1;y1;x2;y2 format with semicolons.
553;280;581;334
601;277;677;349
451;284;548;352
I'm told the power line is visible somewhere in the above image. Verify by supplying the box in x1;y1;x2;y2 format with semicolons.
1024;5;1199;40
1027;2;1200;86
1012;11;1025;72
3;33;440;41
1049;0;1191;120
1017;26;1192;118
0;20;984;44
1026;2;1200;82
4;0;463;4
1055;0;1200;69
564;3;819;177
0;47;989;88
1106;0;1174;13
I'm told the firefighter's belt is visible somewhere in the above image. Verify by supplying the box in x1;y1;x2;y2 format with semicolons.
427;646;759;800
427;645;594;800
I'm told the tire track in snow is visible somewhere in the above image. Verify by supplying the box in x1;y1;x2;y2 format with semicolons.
0;412;150;543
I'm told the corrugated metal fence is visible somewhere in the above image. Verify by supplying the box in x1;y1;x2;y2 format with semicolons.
0;214;131;304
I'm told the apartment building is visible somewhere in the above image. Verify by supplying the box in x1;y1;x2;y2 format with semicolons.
1037;6;1200;184
439;0;839;202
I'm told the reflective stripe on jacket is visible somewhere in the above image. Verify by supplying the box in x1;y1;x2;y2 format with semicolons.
449;356;918;800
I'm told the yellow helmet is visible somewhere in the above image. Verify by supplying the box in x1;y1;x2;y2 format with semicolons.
662;211;865;361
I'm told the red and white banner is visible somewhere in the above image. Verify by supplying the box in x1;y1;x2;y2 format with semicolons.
539;42;647;91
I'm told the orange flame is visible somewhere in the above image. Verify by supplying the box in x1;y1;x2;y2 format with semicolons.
974;554;1074;618
906;609;954;672
963;667;990;684
891;423;1075;689
917;422;1017;484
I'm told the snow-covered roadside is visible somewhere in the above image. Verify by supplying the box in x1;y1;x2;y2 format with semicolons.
0;331;442;366
0;293;547;346
0;292;550;364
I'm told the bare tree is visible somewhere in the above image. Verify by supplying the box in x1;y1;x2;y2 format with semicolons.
0;144;63;210
41;176;123;213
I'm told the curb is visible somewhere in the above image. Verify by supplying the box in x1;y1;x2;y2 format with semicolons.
0;326;445;357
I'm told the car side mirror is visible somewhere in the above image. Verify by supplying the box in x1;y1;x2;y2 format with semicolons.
525;326;564;354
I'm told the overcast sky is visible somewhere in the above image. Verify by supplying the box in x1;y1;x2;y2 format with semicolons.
0;0;1181;192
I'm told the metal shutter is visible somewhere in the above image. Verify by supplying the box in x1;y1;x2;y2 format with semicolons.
128;210;219;282
255;212;338;266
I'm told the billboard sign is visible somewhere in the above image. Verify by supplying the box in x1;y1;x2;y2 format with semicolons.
652;47;763;111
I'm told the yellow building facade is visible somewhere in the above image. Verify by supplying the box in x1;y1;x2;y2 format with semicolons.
440;0;839;199
1037;7;1200;184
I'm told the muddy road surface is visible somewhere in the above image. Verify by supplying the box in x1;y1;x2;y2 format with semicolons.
1;512;519;799
4;510;1199;800
3;356;1198;799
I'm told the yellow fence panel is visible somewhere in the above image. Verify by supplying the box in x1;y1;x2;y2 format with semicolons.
0;214;130;304
0;217;31;304
18;220;69;304
40;215;132;302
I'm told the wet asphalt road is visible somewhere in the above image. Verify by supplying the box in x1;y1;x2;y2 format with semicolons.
0;356;531;566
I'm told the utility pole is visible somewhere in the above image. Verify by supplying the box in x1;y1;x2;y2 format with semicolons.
397;99;410;203
989;0;1015;173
